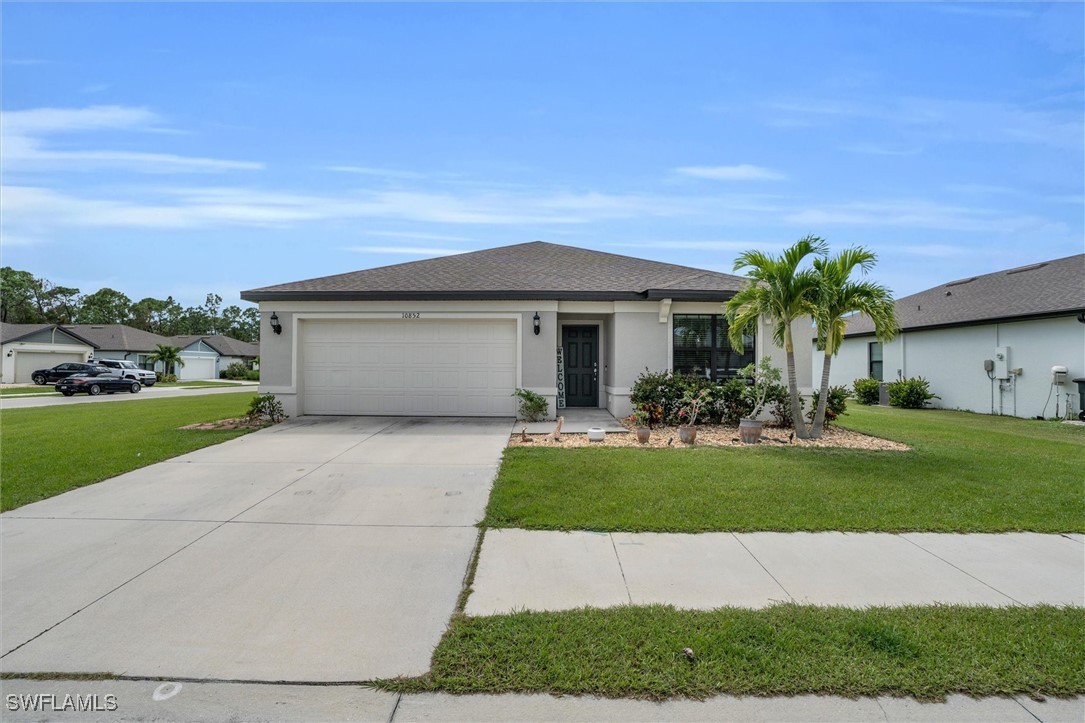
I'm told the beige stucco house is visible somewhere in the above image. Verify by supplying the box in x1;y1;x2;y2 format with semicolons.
242;242;812;419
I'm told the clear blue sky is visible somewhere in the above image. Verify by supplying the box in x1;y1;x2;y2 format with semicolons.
3;2;1082;307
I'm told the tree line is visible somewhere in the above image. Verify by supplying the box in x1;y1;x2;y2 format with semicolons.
0;267;260;343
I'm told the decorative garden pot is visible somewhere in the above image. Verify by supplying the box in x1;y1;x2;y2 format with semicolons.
738;418;764;444
678;425;697;444
636;427;651;444
587;427;606;442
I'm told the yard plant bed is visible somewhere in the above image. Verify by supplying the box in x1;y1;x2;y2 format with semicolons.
509;422;908;451
487;406;1084;533
384;604;1085;700
1;391;258;511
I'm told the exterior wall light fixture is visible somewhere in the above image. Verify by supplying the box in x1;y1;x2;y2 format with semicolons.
270;312;283;335
533;312;541;336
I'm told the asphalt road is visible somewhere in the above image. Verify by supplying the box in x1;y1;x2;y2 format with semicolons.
0;384;258;410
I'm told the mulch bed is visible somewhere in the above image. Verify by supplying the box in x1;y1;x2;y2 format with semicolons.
508;421;910;451
179;417;270;431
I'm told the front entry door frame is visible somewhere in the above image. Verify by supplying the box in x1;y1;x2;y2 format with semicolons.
560;322;602;408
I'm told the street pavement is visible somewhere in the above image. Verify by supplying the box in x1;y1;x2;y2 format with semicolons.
0;382;258;409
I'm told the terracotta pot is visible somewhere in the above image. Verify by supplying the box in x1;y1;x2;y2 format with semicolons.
678;425;697;444
738;418;764;444
636;427;651;444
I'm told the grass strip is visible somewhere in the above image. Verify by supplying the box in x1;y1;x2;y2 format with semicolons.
485;406;1084;533
380;604;1085;701
1;391;258;511
0;387;62;396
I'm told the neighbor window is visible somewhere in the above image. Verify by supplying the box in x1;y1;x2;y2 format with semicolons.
672;314;754;380
868;342;883;381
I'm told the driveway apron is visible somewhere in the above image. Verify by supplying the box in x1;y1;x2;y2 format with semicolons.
0;416;511;681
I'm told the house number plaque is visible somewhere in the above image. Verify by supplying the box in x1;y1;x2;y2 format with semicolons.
401;312;421;319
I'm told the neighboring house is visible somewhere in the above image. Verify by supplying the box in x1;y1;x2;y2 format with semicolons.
61;324;174;371
0;324;96;383
241;241;813;418
170;335;260;380
815;254;1085;419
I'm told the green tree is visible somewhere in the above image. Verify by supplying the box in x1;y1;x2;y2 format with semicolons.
0;267;39;323
725;236;827;440
810;247;898;436
31;279;80;324
75;288;133;324
147;344;185;376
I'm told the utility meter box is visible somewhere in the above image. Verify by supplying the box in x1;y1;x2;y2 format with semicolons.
993;346;1010;379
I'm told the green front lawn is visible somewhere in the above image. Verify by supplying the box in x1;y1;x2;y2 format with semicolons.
1;391;258;511
383;604;1084;700
485;406;1084;533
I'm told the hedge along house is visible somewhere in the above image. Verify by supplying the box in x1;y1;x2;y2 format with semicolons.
241;242;813;419
0;323;96;383
814;253;1085;419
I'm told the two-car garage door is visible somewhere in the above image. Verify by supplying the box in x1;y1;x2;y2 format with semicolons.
301;319;518;416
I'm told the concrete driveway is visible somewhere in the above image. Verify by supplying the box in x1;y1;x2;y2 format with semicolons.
0;416;512;681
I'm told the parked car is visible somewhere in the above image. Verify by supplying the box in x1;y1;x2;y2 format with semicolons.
55;370;142;397
93;359;157;386
31;362;110;385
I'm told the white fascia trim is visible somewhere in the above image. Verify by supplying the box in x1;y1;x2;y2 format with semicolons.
284;312;524;395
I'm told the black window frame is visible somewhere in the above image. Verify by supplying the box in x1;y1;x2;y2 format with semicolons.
868;341;883;381
672;313;755;381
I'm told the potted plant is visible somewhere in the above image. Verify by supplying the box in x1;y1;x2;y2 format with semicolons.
676;388;710;444
737;357;782;444
629;408;652;444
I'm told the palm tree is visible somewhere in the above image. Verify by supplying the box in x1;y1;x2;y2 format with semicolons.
726;236;828;439
147;344;185;377
810;247;898;436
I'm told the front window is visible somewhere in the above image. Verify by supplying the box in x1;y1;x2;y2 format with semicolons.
673;314;755;380
869;342;883;381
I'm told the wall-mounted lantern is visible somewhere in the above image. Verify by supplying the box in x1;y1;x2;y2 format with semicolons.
270;312;283;335
533;312;541;336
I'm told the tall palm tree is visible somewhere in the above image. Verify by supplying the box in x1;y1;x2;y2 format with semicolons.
147;344;185;377
726;236;828;439
810;247;898;436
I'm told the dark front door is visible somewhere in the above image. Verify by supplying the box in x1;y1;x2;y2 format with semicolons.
562;325;598;407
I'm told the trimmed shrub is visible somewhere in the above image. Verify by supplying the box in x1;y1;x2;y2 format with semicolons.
809;385;850;426
630;369;713;425
853;377;881;405
766;383;800;428
713;378;755;425
222;362;249;380
888;376;939;409
512;388;549;421
248;393;286;423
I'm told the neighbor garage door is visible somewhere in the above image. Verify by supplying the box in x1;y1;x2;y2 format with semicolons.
14;352;86;383
301;319;517;416
178;357;217;381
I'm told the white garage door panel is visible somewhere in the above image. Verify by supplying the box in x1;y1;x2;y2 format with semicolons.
302;319;518;417
14;352;86;383
179;357;217;380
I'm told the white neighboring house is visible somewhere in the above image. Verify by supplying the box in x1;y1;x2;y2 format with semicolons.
169;335;260;380
0;324;96;383
814;254;1085;419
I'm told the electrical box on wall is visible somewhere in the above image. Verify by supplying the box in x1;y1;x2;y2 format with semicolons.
993;346;1010;379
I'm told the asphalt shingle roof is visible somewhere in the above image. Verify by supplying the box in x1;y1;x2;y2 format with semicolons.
1;323;99;347
61;324;171;352
845;254;1085;336
241;241;749;302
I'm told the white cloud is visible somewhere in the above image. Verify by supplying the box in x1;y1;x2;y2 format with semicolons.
365;230;474;242
784;199;1069;235
893;244;967;258
673;164;787;181
609;240;783;252
341;246;467;256
320;165;426;180
1;105;263;174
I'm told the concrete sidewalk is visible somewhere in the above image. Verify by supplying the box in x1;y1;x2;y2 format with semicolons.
1;679;1082;722
467;530;1085;614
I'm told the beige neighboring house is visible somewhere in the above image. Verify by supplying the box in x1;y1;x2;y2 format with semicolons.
0;323;97;383
242;241;813;419
816;254;1085;419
